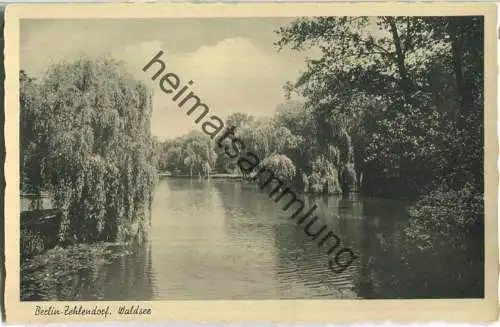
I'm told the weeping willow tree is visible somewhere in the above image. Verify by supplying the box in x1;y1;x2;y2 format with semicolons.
308;113;357;194
260;154;296;183
270;100;357;194
20;56;158;244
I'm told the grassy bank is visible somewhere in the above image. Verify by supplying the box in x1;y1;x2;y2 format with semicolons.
20;209;132;300
21;242;130;301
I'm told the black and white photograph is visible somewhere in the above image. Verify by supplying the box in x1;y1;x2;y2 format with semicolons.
4;2;498;324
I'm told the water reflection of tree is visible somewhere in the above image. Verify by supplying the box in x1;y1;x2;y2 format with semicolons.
355;199;483;298
214;181;278;233
213;182;339;299
21;240;154;301
100;241;155;300
208;180;284;298
167;178;222;215
272;195;361;299
355;199;397;298
210;181;480;299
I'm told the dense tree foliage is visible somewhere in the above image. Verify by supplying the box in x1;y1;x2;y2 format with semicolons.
275;16;483;197
20;57;158;244
275;16;484;271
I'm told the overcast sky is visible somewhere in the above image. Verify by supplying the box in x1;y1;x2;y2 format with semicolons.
20;18;317;139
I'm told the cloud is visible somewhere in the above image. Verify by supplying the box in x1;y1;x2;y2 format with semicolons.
21;21;310;139
21;21;121;77
121;37;306;139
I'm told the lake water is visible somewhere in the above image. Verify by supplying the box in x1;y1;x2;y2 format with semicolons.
21;178;484;300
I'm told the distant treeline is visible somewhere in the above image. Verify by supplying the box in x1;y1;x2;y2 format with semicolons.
154;107;357;195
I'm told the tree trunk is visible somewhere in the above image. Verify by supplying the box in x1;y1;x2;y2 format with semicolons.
447;17;472;113
386;17;411;96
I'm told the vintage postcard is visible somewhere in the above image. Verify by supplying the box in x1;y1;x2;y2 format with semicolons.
3;2;498;324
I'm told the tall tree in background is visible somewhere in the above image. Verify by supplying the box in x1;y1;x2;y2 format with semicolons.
275;16;483;199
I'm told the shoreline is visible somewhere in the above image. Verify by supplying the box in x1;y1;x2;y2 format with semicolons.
158;173;243;180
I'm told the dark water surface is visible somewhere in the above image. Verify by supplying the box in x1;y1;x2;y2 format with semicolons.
21;178;484;300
